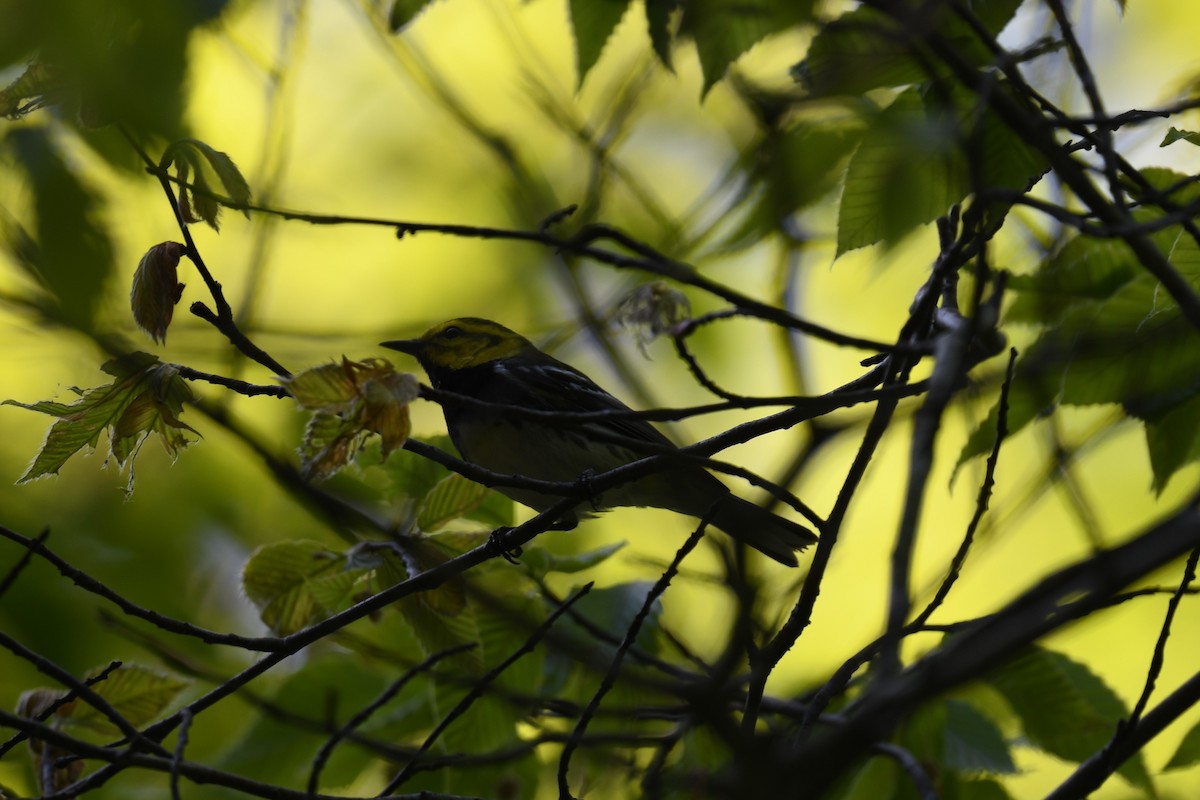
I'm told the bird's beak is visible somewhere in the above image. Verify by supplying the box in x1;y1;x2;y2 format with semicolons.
380;338;423;356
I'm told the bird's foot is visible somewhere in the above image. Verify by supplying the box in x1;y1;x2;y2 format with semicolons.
487;526;523;564
576;469;603;511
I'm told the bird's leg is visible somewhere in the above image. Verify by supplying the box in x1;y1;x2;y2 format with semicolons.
487;526;523;564
575;468;603;511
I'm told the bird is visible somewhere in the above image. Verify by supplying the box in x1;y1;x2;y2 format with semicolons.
381;318;817;566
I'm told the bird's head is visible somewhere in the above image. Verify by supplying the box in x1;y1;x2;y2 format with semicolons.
381;318;535;372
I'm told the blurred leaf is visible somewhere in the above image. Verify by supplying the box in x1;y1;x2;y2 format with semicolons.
242;540;362;635
988;647;1153;790
569;0;633;87
797;0;1024;96
5;352;197;483
682;0;816;96
1006;236;1141;324
389;0;438;32
64;665;188;736
417;472;493;531
1160;126;1200;148
943;699;1017;774
1165;716;1200;770
5;127;115;330
645;0;678;70
1144;393;1200;494
520;540;626;580
129;241;187;344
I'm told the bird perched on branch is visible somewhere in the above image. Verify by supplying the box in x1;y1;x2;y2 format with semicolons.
382;318;816;566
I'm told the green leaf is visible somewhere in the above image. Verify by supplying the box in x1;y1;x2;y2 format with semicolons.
1006;236;1141;324
1160;126;1200;148
6;127;115;331
645;0;677;70
569;0;634;88
988;647;1153;791
1165;716;1200;770
64;665;189;736
388;0;438;32
5;352;196;483
943;700;1017;775
417;472;493;531
797;0;1024;97
1144;393;1200;494
160;138;252;231
241;540;352;635
683;0;816;96
520;541;626;579
837;89;966;255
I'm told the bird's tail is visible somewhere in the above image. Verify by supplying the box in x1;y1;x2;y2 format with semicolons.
708;494;817;567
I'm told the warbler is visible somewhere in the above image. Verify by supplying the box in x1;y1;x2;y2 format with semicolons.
382;318;816;566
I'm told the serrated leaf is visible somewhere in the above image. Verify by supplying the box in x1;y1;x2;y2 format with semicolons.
1164;716;1200;770
5;352;196;483
65;665;189;736
645;0;677;70
989;647;1152;790
798;0;1024;96
1144;393;1200;494
944;699;1017;775
242;540;347;635
417;472;492;531
685;0;815;96
837;89;966;254
160;138;252;231
570;0;633;87
286;358;417;480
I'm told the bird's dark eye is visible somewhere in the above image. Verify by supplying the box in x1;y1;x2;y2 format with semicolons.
441;325;463;340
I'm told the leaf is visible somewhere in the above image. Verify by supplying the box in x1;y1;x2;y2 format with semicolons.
1165;716;1200;770
130;242;187;343
389;0;439;32
683;0;816;96
242;540;356;635
1160;126;1200;148
520;541;626;579
160;138;252;231
5;352;197;483
1144;393;1200;494
569;0;634;88
284;358;418;479
645;0;678;70
943;699;1017;775
797;0;1025;97
417;472;493;531
988;647;1153;790
65;665;189;736
5;127;115;331
837;89;966;255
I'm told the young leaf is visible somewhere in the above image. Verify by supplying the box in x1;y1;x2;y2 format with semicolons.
417;472;493;531
645;0;677;70
283;358;418;479
1160;126;1200;148
160;138;252;231
520;541;626;580
130;241;187;343
389;0;438;32
943;699;1017;775
5;352;197;483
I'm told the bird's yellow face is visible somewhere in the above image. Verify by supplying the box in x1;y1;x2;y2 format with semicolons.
382;318;534;370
